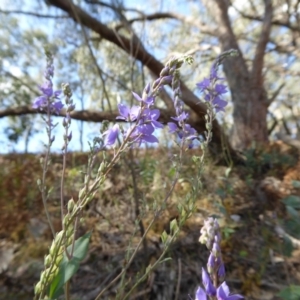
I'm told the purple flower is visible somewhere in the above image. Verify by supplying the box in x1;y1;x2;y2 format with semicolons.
128;127;159;145
182;124;197;139
195;287;207;300
171;111;189;122
39;81;53;97
33;95;63;114
52;101;64;114
103;124;119;146
217;282;244;300
213;97;228;113
160;75;173;85
139;108;164;130
195;282;243;300
196;78;210;91
136;123;155;135
196;61;229;113
168;122;197;148
207;253;216;273
212;241;221;257
168;122;178;134
192;217;243;300
218;262;226;280
202;268;216;296
33;96;48;109
132;91;154;106
215;84;227;94
32;57;64;114
116;103;140;122
210;65;223;81
116;100;162;146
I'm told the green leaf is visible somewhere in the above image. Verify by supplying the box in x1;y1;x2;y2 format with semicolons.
283;219;300;239
278;285;300;300
239;250;248;257
286;206;300;219
292;181;300;189
161;231;168;244
282;195;300;209
158;257;172;264
282;236;294;257
170;219;178;234
48;232;92;299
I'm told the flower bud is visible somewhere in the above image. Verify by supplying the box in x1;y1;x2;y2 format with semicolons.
44;254;52;268
49;241;56;256
67;198;75;214
160;66;170;77
34;281;42;294
152;78;161;89
160;75;173;85
55;231;64;244
67;103;76;112
218;261;226;281
202;267;216;296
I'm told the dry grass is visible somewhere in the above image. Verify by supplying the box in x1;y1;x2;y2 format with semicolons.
0;143;299;299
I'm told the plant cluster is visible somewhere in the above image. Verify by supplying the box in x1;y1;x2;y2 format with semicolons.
32;47;243;300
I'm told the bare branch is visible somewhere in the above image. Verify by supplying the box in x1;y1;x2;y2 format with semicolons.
251;0;273;86
85;0;217;34
42;0;239;160
232;5;300;33
0;9;68;18
115;12;217;35
0;105;190;133
46;1;210;130
267;82;285;106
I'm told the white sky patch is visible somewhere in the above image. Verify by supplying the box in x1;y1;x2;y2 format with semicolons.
228;0;251;18
3;60;23;77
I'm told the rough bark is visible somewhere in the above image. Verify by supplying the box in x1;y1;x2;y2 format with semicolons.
202;0;273;150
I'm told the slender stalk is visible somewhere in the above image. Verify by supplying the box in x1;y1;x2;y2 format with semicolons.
40;108;55;238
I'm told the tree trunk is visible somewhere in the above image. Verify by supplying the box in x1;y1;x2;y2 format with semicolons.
231;85;269;149
203;0;273;150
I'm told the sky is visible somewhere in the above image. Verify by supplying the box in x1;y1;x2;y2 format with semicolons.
0;0;201;154
1;0;298;153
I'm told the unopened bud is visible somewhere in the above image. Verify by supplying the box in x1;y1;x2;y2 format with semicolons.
152;78;161;89
44;254;52;268
143;83;150;95
67;103;75;112
53;232;64;248
79;188;85;199
160;75;172;85
34;281;42;294
98;162;106;174
67;199;75;213
37;178;42;187
67;131;72;142
160;66;170;77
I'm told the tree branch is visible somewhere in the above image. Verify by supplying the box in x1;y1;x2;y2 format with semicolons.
45;0;229;150
115;12;217;35
0;9;69;18
233;7;300;33
251;0;273;86
84;0;217;34
202;0;249;96
0;105;193;133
